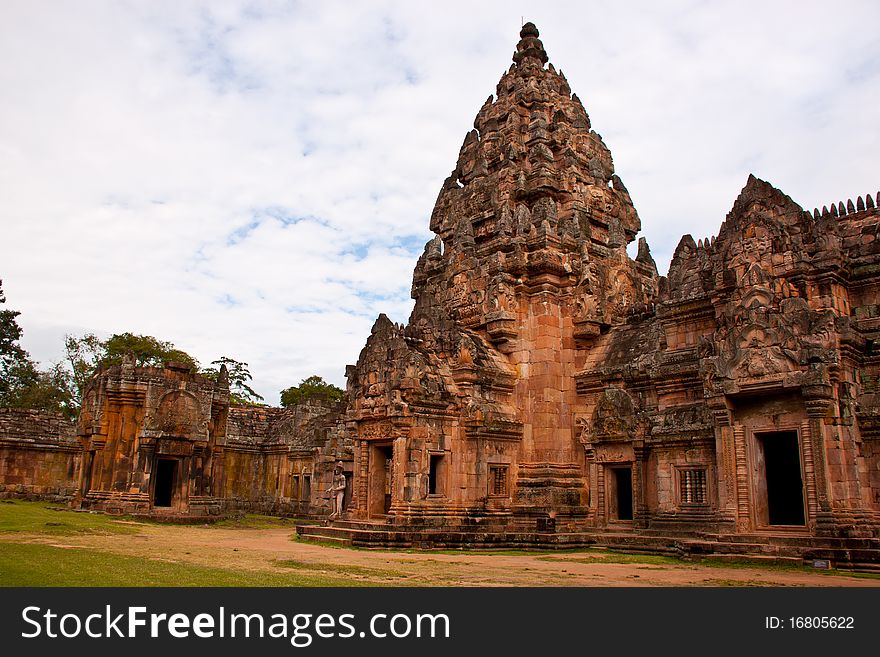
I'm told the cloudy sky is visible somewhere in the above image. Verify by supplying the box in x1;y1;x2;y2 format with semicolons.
1;1;878;403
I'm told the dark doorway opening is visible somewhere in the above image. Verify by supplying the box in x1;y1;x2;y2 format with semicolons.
343;472;353;512
81;451;95;496
428;454;445;495
759;431;805;526
613;467;633;521
154;459;176;507
302;475;311;504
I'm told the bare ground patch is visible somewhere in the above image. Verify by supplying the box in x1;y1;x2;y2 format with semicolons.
1;521;877;587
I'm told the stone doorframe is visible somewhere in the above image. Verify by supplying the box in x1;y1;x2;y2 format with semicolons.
734;420;817;532
367;440;395;518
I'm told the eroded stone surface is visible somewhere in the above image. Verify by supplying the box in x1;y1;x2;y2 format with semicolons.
0;408;78;501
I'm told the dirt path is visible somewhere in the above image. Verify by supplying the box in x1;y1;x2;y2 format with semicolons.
4;522;877;587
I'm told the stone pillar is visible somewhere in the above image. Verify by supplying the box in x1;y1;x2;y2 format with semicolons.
584;445;597;523
355;440;369;515
804;389;834;535
633;441;649;528
389;436;407;515
711;403;736;523
733;423;750;531
799;419;819;528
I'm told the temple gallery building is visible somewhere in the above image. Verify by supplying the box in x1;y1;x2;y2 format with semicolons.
1;24;878;566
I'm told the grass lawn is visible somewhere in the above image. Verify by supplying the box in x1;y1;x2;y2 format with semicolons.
0;543;356;586
0;501;357;586
0;500;141;536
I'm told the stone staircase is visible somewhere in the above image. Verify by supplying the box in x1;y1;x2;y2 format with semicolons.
295;520;880;570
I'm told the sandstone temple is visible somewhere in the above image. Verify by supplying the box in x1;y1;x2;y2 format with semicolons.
2;24;879;566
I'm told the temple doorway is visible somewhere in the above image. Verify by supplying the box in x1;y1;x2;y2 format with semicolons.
609;466;633;521
153;458;177;508
369;443;394;517
756;431;805;526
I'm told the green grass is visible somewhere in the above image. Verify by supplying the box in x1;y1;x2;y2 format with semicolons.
696;556;880;580
0;500;141;536
535;549;880;580
0;543;362;587
537;550;681;566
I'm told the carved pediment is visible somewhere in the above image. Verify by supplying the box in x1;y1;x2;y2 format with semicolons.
731;343;798;379
588;388;636;441
147;390;206;440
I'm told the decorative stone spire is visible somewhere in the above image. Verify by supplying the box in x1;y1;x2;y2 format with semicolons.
513;22;548;68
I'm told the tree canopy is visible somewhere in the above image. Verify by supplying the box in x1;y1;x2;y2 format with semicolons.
0;280;76;417
199;356;264;405
4;279;269;415
66;334;264;405
65;332;198;400
280;375;343;407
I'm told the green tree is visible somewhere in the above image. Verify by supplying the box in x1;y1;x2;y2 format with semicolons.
200;356;264;405
0;279;29;392
64;332;104;400
102;333;198;369
7;363;76;416
0;280;76;417
280;375;343;407
66;333;263;407
65;331;199;400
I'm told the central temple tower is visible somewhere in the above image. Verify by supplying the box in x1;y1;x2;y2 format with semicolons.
344;23;658;528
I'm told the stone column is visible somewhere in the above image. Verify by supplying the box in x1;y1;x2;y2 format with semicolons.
803;387;834;534
732;424;750;531
799;419;818;528
584;445;597;523
710;403;736;524
633;441;649;528
355;440;369;516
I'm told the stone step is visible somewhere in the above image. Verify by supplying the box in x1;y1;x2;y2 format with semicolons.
837;562;880;573
294;522;880;566
296;532;352;547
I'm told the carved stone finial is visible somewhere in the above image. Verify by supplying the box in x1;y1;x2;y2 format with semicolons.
513;22;549;67
371;313;394;335
636;237;657;271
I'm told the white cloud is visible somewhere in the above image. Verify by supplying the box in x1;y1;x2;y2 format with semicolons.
1;0;878;402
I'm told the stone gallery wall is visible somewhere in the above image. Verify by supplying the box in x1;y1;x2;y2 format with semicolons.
0;408;79;501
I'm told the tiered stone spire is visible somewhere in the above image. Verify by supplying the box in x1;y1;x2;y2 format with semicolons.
512;21;549;66
418;21;656;349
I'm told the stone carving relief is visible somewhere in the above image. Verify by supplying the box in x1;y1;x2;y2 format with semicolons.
590;388;636;441
147;390;206;440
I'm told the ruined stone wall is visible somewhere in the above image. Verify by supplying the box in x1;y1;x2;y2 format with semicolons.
0;408;79;501
219;401;346;515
